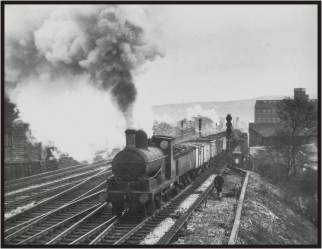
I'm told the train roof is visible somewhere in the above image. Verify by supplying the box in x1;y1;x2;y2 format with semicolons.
173;143;195;158
152;134;175;140
206;131;227;140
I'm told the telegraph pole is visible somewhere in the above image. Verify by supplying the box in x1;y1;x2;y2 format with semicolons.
226;114;233;167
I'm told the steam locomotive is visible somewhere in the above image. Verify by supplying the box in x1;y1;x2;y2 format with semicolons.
107;129;227;216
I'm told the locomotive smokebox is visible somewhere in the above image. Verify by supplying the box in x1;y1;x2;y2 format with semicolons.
125;129;136;148
136;130;148;149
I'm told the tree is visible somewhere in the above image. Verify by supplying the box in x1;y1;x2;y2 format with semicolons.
272;98;317;177
4;96;19;131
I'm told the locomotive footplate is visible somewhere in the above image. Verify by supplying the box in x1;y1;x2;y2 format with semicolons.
108;191;153;207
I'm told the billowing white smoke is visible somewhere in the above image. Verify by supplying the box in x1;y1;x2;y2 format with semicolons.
5;5;163;161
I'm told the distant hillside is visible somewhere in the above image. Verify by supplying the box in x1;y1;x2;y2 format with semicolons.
152;96;286;132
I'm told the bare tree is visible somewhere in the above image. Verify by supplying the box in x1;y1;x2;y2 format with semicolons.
272;98;317;177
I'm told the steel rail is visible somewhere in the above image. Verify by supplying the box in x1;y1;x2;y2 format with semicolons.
4;190;105;245
5;160;110;193
18;204;100;245
5;159;109;187
46;203;108;245
70;213;117;245
5;168;103;198
5;179;82;212
157;176;216;244
89;218;120;245
4;169;110;236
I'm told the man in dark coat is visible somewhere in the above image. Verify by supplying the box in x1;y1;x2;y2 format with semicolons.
214;173;224;199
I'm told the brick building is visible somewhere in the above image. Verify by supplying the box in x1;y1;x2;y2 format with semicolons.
254;100;280;124
249;88;316;147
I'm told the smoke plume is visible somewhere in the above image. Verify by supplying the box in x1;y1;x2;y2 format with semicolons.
5;5;163;160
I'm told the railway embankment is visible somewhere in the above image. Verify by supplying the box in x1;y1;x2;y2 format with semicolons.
173;171;318;245
236;172;317;245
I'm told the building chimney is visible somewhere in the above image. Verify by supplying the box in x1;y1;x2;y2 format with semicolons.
125;129;136;148
198;118;202;137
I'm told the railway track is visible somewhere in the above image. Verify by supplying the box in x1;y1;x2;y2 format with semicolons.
5;179;82;213
5;163;111;213
47;203;116;245
5;167;105;202
170;167;248;245
5;159;110;193
4;191;105;245
90;167;217;245
4;169;111;237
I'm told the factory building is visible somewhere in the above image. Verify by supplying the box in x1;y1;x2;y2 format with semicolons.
249;88;316;147
254;100;280;124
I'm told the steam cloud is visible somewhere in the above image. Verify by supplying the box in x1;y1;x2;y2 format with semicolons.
6;5;161;125
5;5;163;160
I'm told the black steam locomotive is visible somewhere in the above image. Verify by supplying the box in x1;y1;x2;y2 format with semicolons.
107;129;226;216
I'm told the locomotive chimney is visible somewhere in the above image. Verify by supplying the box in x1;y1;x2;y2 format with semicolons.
125;129;136;148
198;118;202;137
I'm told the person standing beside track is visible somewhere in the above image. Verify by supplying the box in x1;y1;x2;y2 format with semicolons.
214;172;224;199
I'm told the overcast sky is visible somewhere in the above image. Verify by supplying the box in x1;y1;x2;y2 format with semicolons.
4;4;318;160
136;5;318;104
6;4;318;105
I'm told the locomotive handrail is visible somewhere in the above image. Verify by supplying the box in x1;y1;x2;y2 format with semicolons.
149;167;162;179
